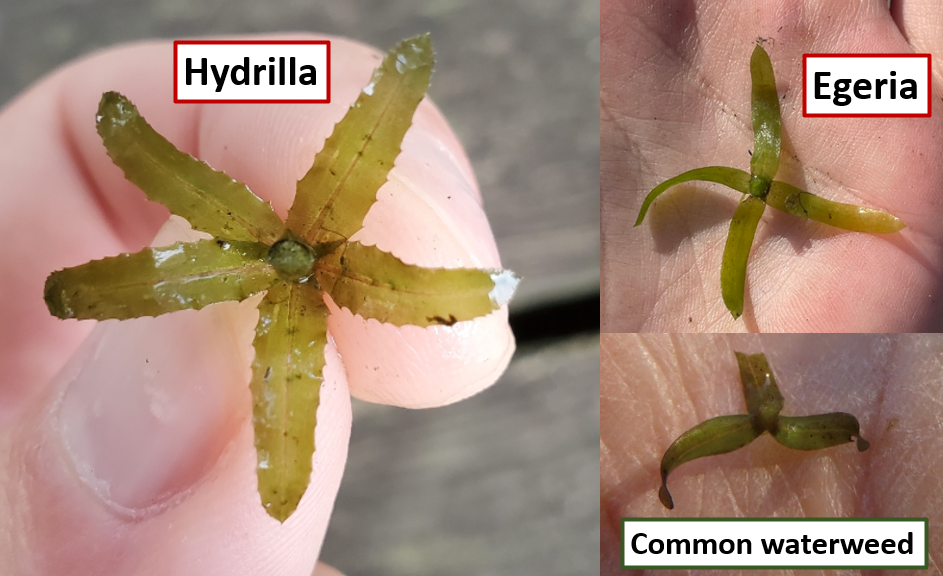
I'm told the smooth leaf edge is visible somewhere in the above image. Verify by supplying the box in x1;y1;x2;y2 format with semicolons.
659;414;759;510
635;166;751;226
720;195;765;320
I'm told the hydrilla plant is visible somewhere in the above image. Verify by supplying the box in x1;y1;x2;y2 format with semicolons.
635;45;904;320
44;35;518;522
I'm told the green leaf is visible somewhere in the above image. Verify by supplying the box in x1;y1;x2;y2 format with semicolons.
634;166;751;226
774;414;870;452
250;281;328;522
749;45;781;197
287;34;434;245
657;352;870;510
766;180;905;233
658;415;758;510
44;239;279;320
720;195;765;319
97;92;286;244
734;351;784;428
316;242;517;327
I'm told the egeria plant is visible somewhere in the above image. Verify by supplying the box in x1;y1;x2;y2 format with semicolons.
635;44;904;320
658;351;869;510
44;35;518;522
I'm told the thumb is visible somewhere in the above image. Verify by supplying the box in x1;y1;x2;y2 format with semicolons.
2;218;352;575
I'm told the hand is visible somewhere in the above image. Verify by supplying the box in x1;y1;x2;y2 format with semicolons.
602;0;943;332
0;35;514;575
601;334;940;572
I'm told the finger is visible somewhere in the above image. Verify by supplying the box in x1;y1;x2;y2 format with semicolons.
313;60;514;408
5;219;352;576
312;561;347;576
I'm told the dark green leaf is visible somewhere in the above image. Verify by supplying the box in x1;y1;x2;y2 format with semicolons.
734;351;784;428
659;415;758;510
775;414;870;452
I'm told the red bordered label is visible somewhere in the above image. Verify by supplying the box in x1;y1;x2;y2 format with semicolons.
173;40;330;103
802;54;930;117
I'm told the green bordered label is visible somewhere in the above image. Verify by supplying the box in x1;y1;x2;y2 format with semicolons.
622;518;928;569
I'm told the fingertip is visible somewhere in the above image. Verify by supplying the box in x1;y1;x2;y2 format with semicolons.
327;296;515;408
312;561;347;576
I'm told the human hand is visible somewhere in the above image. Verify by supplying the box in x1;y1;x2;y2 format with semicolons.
0;35;515;575
601;334;942;573
602;0;943;332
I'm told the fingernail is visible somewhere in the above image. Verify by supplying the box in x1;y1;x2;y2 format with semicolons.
55;218;255;513
55;306;251;512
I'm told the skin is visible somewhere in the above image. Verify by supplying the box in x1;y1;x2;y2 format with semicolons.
0;35;514;575
634;44;904;322
601;334;943;575
658;351;868;510
602;0;943;332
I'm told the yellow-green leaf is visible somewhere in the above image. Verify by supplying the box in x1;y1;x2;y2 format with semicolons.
44;239;278;320
766;181;905;233
634;166;751;226
97;92;286;244
286;34;434;244
250;281;328;522
316;242;518;327
749;44;781;197
720;195;765;319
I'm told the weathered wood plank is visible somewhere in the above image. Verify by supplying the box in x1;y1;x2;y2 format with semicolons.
321;335;599;575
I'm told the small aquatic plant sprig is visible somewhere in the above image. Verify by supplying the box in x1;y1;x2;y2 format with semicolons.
659;351;869;510
44;35;518;522
635;45;904;320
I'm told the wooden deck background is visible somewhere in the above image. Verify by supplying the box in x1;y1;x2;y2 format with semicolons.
0;0;600;573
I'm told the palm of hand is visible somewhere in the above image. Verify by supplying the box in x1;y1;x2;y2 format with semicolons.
600;334;942;572
602;1;943;332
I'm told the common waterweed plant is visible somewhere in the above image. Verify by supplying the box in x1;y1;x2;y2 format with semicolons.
659;352;869;510
635;45;904;320
44;35;518;522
